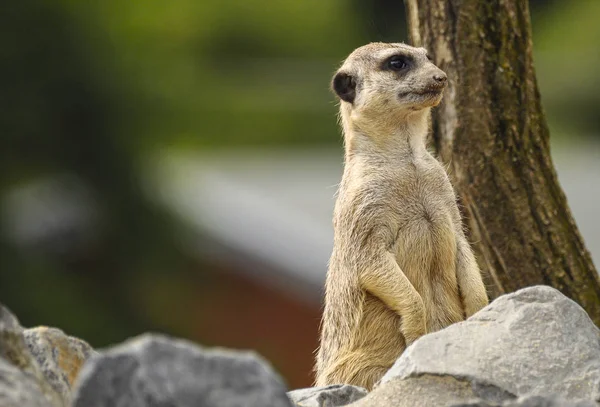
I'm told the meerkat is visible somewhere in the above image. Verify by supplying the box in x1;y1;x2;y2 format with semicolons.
314;42;488;391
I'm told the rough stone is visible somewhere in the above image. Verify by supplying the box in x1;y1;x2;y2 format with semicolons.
380;286;600;403
24;326;96;404
0;303;63;407
288;384;367;406
350;375;483;407
450;394;597;407
0;359;53;407
0;303;31;371
71;333;293;407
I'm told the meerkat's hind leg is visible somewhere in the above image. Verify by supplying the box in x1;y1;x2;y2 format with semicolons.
353;365;390;391
318;353;389;391
455;235;488;318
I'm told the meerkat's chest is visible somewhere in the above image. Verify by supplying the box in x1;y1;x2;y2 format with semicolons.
335;158;458;251
390;162;456;225
385;162;458;264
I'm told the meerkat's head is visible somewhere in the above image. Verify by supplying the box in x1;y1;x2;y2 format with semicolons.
332;42;447;128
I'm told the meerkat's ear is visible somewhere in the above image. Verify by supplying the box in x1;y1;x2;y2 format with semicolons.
332;71;356;104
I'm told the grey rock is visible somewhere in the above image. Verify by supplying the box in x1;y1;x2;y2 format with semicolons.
0;303;29;369
505;395;597;407
71;333;293;407
0;303;21;332
450;394;597;407
24;326;96;404
350;375;481;407
380;286;600;403
0;359;52;407
288;384;367;406
0;303;63;407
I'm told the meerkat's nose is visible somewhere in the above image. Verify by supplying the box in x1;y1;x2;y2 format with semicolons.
433;73;447;83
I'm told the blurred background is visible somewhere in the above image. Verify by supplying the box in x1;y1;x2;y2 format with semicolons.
1;0;598;388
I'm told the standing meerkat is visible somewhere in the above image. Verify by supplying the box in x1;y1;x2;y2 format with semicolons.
315;42;488;390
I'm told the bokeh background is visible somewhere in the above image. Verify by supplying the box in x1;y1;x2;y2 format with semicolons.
1;0;599;388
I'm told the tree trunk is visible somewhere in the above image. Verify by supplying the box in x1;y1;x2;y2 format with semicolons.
404;0;600;324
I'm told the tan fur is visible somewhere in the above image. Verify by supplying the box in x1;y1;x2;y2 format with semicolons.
315;42;488;391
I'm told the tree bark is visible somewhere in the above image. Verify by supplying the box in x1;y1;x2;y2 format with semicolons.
404;0;600;323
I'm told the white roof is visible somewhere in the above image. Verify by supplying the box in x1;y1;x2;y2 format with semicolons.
149;148;343;303
150;143;600;303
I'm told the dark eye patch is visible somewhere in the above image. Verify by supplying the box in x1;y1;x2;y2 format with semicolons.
382;54;413;72
426;54;433;61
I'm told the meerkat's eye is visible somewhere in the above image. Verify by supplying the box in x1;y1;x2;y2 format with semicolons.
387;55;409;71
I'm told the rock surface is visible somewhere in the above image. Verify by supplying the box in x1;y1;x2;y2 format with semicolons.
360;286;600;406
24;326;96;404
0;304;63;407
450;394;597;406
5;286;600;407
350;375;481;407
71;333;293;407
0;360;54;407
288;384;367;406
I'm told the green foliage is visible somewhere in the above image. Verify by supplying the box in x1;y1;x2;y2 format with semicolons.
532;0;600;136
63;0;365;149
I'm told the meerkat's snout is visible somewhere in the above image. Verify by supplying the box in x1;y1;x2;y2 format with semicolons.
413;67;447;106
430;70;447;89
401;62;448;109
433;72;447;84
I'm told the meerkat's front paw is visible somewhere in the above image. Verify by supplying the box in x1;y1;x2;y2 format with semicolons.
404;332;426;347
464;291;489;319
401;302;427;345
403;320;427;346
